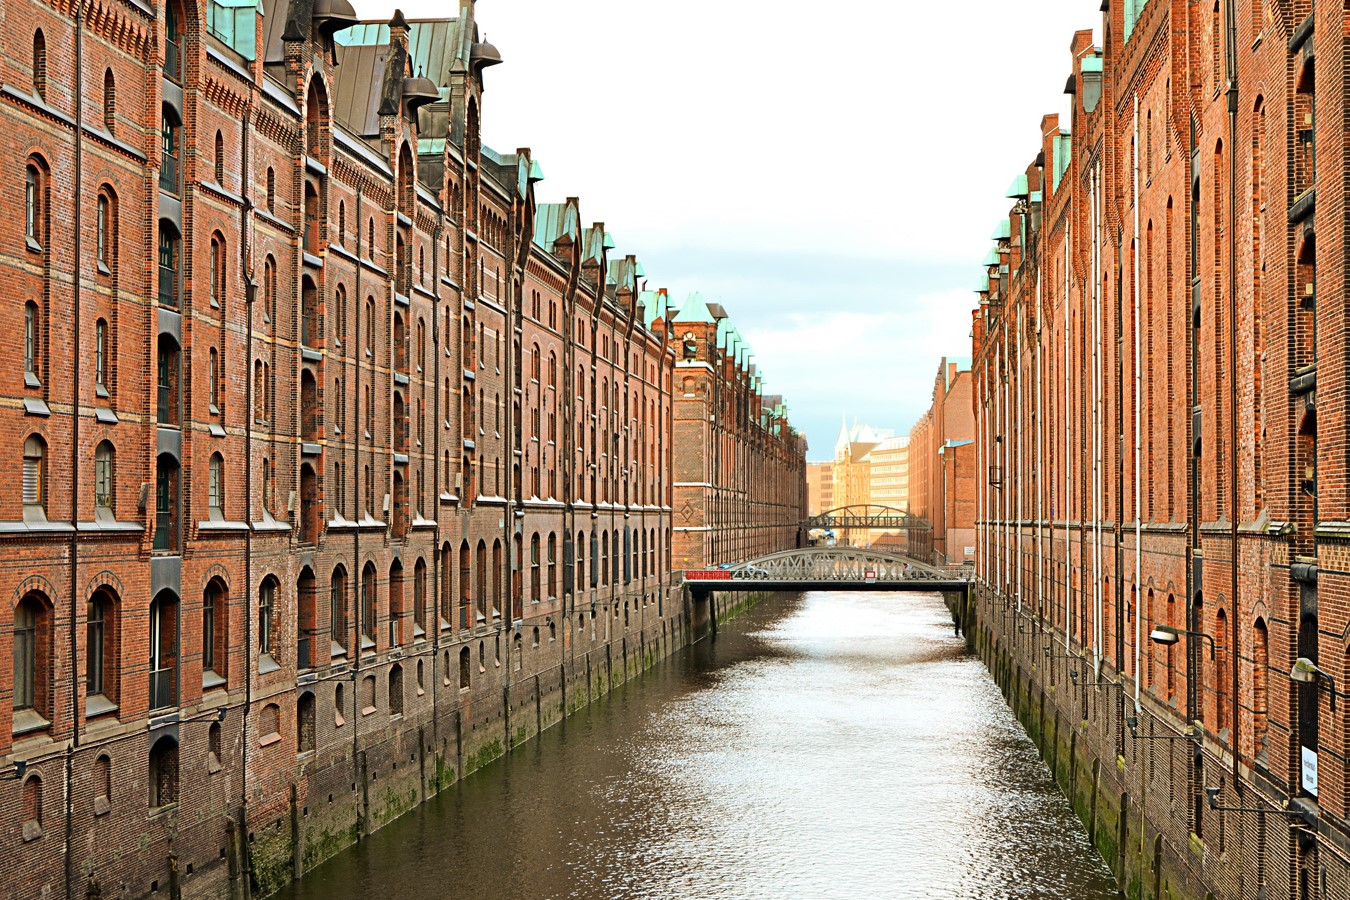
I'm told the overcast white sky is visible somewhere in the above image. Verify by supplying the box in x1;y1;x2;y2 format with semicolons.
355;0;1098;455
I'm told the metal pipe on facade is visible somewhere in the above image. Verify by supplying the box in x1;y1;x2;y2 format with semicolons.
1225;0;1242;795
1133;93;1143;711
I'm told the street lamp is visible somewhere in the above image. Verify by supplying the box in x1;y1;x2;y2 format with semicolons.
1290;657;1337;711
1125;715;1195;741
1148;624;1217;659
1070;669;1124;689
1203;786;1314;824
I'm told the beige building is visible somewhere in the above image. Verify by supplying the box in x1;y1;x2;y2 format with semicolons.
807;461;835;516
867;436;910;511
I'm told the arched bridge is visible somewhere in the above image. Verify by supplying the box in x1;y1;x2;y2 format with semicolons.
683;547;973;595
803;505;932;533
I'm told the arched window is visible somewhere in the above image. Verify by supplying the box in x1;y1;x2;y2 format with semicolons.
388;560;405;646
87;588;118;703
96;192;111;270
94;441;114;513
265;167;275;211
530;533;541;600
203;578;228;681
154;455;180;553
337;201;346;247
361;562;377;645
458;646;471;689
208;453;225;517
1253;617;1269;754
22;774;42;839
214;130;224;183
148;590;179;709
13;591;50;723
148;737;179;807
297;693;316;754
157;221;179;308
160;107;180;194
93;755;111;812
547;533;557;598
23;435;46;517
296;568;316;670
258;577;278;658
209;233;224;307
24;301;41;383
24;163;43;248
32;31;46;98
263;255;276;325
103;69;116;132
94;315;110;395
413;558;427;636
330;566;349;654
389;664;404;716
335;284;347;348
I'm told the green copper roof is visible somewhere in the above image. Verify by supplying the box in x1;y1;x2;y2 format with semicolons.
990;221;1011;240
603;232;616;250
533;201;579;253
1006;173;1029;199
673;291;715;324
1081;55;1103;74
529;160;544;182
975;273;991;292
1029;190;1042;203
639;290;668;329
1123;0;1148;43
982;247;1001;267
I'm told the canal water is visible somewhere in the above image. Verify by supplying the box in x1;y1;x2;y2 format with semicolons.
279;591;1118;899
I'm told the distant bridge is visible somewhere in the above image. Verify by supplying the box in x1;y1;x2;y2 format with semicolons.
803;504;932;534
683;547;973;595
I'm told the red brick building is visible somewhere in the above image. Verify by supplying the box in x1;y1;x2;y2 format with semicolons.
972;3;1350;898
0;0;805;896
907;357;975;565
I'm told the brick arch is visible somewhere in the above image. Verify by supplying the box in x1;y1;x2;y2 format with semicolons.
13;574;58;608
1249;599;1270;625
84;569;125;600
202;563;231;591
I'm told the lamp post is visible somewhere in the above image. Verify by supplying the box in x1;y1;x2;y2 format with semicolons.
1148;624;1217;659
1070;669;1124;689
1125;715;1195;741
1290;657;1336;711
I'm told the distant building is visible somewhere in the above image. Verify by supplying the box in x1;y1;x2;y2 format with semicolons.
908;358;974;564
806;461;835;516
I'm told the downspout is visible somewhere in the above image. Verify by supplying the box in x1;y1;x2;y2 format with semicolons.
1064;225;1071;644
66;8;84;898
1092;166;1102;671
352;186;363;779
1225;0;1241;794
1036;273;1044;626
239;102;255;897
1133;93;1143;711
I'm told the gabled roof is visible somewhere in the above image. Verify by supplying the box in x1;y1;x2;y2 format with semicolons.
533;202;579;254
673;291;715;324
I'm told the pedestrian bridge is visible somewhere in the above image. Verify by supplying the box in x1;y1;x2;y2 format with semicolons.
683;547;973;596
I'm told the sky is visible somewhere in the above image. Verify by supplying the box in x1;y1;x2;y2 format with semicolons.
354;0;1099;456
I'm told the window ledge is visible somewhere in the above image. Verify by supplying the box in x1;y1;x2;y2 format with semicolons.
0;519;74;535
24;397;50;417
76;519;142;533
95;383;110;399
258;653;280;675
22;820;42;843
11;708;50;737
258;732;282;747
251;519;291;533
202;669;226;691
95;407;118;424
199;519;249;532
85;693;118;719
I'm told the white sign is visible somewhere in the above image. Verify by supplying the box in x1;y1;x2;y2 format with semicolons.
1302;746;1319;795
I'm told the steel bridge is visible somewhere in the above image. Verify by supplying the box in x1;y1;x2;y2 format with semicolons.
803;504;932;533
683;547;973;596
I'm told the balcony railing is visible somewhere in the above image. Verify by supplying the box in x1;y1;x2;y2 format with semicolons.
159;153;179;194
153;511;176;553
149;666;176;710
164;39;181;82
158;264;177;308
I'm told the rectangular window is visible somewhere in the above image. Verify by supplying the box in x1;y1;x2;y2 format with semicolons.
202;590;216;672
13;612;34;709
87;602;105;695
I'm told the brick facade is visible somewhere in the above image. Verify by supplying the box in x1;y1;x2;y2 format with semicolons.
0;0;805;896
972;3;1350;898
907;358;975;565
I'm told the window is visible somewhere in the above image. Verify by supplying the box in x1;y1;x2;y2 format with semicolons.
263;256;276;325
86;590;115;700
338;201;345;246
208;453;224;515
258;578;277;658
103;69;116;131
206;346;226;421
214;130;224;183
297;569;316;670
13;592;49;721
94;441;114;513
203;579;227;679
297;693;316;754
96;194;110;270
93;755;111;813
95;318;109;395
32;31;46;99
361;563;377;645
157;223;179;308
209;234;223;307
389;664;404;716
148;737;179;808
156;336;179;425
160;111;179;194
148;591;178;709
330;566;348;653
265;167;275;210
24;302;40;383
153;455;179;553
22;775;42;840
458;646;470;689
25;164;42;248
163;1;181;80
23;435;46;515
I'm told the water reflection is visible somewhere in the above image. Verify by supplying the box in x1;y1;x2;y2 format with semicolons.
281;591;1116;900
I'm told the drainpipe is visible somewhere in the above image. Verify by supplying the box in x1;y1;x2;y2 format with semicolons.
239;100;255;899
1064;226;1071;645
352;186;363;787
1225;0;1241;795
1133;93;1143;712
66;6;84;899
